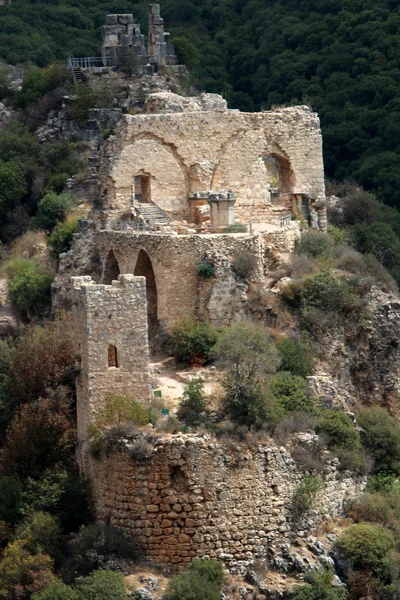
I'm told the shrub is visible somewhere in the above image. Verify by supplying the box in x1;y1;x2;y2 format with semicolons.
327;224;352;246
33;581;78;600
16;512;61;559
11;230;47;259
48;217;79;259
276;337;314;377
32;192;74;231
287;568;347;600
358;407;400;474
73;570;127;600
168;317;218;365
231;250;257;279
164;559;224;600
292;476;322;516
8;265;52;319
177;379;207;425
0;398;75;479
88;393;156;447
336;524;395;576
347;492;400;528
363;253;398;293
67;85;96;124
222;377;283;428
333;447;373;475
6;316;75;404
69;524;133;576
272;372;316;414
1;257;37;279
288;255;319;278
334;246;366;273
291;445;325;474
367;473;400;493
196;262;216;277
0;540;55;599
317;409;360;450
295;232;334;258
213;321;280;384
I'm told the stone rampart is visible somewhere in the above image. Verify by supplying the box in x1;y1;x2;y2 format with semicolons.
84;434;364;567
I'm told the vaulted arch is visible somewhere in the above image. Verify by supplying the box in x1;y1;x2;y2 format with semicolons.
134;250;158;340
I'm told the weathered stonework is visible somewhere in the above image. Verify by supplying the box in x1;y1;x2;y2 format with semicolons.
98;105;326;228
72;274;151;441
83;435;364;567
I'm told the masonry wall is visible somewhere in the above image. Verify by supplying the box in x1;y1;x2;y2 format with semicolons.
100;105;326;226
84;435;364;567
72;275;152;441
96;231;267;330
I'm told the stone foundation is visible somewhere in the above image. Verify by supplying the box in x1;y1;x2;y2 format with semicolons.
83;434;364;567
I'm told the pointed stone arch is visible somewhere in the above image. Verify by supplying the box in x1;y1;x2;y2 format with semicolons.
134;250;158;340
103;250;120;285
102;250;121;285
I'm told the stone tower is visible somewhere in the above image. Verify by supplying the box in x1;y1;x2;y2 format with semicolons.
148;4;178;68
71;274;151;442
102;14;147;69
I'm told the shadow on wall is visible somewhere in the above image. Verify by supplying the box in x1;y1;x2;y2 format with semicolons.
134;249;158;339
103;250;120;285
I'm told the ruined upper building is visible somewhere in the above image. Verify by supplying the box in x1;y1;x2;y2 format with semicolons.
102;4;179;71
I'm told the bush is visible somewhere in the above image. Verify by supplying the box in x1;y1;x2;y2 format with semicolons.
33;581;78;600
287;568;347;600
221;223;247;233
295;232;334;258
288;255;319;278
177;379;207;425
358;407;400;474
33;192;74;231
16;512;61;559
196;262;216;277
69;525;133;576
231;250;257;279
6;316;75;404
67;85;96;124
74;570;127;600
8;265;52;319
347;491;400;528
272;372;316;414
0;476;23;526
168;317;218;366
333;447;373;475
336;524;395;576
0;398;75;479
276;337;314;377
213;321;280;384
164;559;224;600
48;217;79;259
292;476;322;516
367;473;400;493
222;377;283;428
0;540;55;599
88;393;156;447
317;409;360;450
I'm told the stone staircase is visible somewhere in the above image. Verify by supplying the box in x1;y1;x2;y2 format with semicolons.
72;67;86;84
136;201;171;226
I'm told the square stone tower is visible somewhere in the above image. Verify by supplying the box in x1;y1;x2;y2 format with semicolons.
71;274;151;442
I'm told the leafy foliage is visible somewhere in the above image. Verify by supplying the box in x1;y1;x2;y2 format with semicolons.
272;372;315;414
8;265;53;319
177;379;207;425
48;218;79;259
32;192;74;232
196;262;216;277
288;568;347;600
231;250;257;280
168;317;219;366
336;524;395;577
358;407;400;475
292;476;322;517
164;559;224;600
68;525;133;576
295;232;334;259
276;337;314;378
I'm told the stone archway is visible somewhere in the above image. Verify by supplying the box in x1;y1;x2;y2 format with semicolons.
103;250;120;285
134;250;158;340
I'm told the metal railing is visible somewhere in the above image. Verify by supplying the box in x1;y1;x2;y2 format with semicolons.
67;57;112;69
279;214;292;228
102;220;172;233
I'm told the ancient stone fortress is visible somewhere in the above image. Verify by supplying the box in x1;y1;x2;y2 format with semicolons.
63;6;365;573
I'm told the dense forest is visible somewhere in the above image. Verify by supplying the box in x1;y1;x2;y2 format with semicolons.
2;0;400;208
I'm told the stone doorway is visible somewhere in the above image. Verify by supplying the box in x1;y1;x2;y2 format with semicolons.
134;174;151;203
134;250;158;340
103;250;120;285
262;153;295;209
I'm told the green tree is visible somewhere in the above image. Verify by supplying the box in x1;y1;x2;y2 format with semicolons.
33;192;74;231
8;266;52;319
336;524;395;577
74;571;127;600
164;559;224;600
288;568;347;600
33;582;78;600
0;161;27;217
358;407;400;474
272;372;315;414
177;379;207;425
276;338;314;378
48;218;79;259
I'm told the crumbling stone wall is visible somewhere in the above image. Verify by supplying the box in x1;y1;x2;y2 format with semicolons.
83;435;364;567
72;275;151;441
99;105;326;227
96;231;266;330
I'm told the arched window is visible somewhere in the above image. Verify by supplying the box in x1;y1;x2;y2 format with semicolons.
108;344;118;368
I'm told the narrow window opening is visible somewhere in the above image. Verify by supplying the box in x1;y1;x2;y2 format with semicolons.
108;344;118;368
